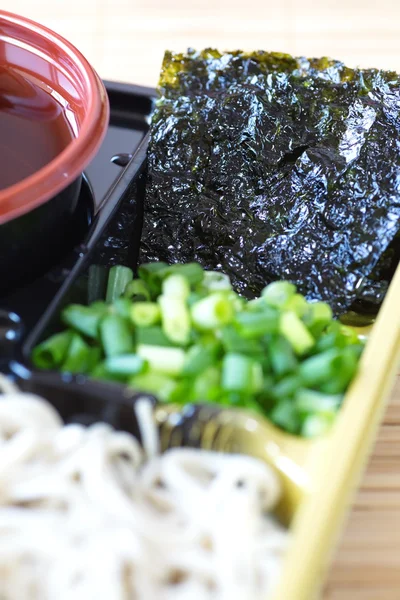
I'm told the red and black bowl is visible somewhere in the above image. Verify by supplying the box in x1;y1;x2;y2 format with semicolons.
0;10;109;295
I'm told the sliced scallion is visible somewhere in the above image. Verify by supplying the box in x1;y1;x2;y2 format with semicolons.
113;297;132;320
100;314;134;357
270;400;299;434
299;349;340;386
202;270;232;291
129;372;178;402
61;335;100;374
32;330;74;370
269;336;298;377
106;265;133;303
136;344;186;376
262;281;296;308
183;343;220;377
191;292;234;330
221;353;261;393
103;353;145;377
87;265;108;304
295;389;342;414
301;413;335;438
130;302;161;327
162;274;190;299
61;303;108;339
159;295;191;345
124;279;151;302
279;311;315;355
192;367;221;402
235;308;278;338
136;326;173;347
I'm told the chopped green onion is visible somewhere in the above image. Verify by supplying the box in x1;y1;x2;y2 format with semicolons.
192;367;221;402
61;335;100;374
106;266;133;303
308;301;333;325
138;262;168;278
61;303;108;339
100;314;134;357
220;391;251;408
251;362;264;393
136;344;186;376
136;326;173;347
191;292;234;330
258;375;276;402
138;262;169;297
272;375;301;400
301;413;334;438
162;274;190;299
165;263;204;286
32;259;364;438
235;308;278;338
113;297;132;320
262;281;296;308
183;343;220;377
270;400;299;434
299;349;340;386
220;326;264;356
221;353;262;393
130;302;161;327
316;321;361;351
124;279;151;301
268;336;298;378
319;347;360;393
295;389;342;414
339;324;362;346
202;270;232;291
228;292;246;312
168;380;193;404
314;328;340;353
129;372;178;402
159;295;191;345
91;362;124;382
247;298;265;311
87;265;108;304
103;354;145;376
305;301;334;336
284;293;308;317
279;311;315;355
187;291;206;307
32;330;74;369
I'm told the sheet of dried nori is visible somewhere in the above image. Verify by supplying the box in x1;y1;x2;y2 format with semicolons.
141;50;400;314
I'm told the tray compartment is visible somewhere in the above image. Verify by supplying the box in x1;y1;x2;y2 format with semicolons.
3;81;400;600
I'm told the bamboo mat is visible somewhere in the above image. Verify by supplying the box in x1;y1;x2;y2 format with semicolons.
3;1;400;597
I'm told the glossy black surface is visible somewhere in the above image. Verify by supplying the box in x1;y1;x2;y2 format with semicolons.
143;49;400;315
0;175;93;333
0;176;82;295
13;365;156;438
0;81;159;434
0;82;155;368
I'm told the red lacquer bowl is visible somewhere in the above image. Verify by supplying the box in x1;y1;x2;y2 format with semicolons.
0;11;109;293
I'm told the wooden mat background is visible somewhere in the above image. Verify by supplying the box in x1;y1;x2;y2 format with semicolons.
3;1;400;596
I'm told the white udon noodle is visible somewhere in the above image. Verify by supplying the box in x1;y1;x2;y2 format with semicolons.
0;375;288;600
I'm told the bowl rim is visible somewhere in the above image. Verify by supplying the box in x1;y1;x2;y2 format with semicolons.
0;10;110;224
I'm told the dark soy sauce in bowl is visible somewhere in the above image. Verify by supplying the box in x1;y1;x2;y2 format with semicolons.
0;68;75;190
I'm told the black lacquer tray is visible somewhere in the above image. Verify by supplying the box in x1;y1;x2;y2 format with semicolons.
2;79;400;600
0;81;156;420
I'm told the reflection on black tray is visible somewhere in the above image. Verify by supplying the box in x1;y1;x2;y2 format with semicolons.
0;82;155;349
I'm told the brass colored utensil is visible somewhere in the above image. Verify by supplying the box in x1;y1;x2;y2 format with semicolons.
154;402;324;524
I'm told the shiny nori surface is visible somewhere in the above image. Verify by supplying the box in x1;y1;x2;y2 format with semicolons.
141;50;400;314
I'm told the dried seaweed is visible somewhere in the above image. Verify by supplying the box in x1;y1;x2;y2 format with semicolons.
141;49;400;314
